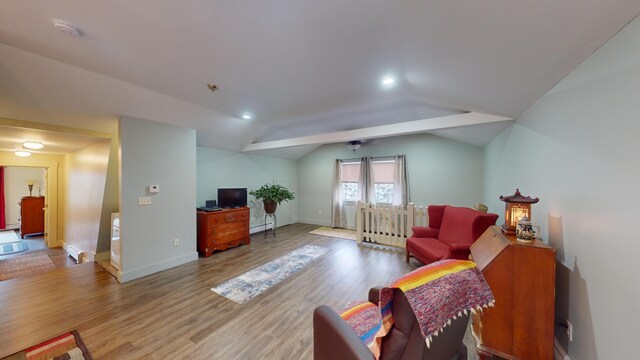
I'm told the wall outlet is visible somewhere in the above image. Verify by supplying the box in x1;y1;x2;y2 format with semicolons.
566;320;573;342
173;238;180;247
318;210;322;215
138;197;152;206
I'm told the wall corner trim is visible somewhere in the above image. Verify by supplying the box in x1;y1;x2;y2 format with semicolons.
118;252;198;283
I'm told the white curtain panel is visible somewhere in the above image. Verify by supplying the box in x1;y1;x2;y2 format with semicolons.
357;157;374;204
392;155;409;206
331;159;347;228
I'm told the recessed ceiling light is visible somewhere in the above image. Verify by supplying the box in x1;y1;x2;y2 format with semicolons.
23;141;44;150
381;76;396;88
52;19;82;37
15;150;32;157
242;114;253;120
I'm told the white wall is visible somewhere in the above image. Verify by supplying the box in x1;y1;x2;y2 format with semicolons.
197;147;298;229
61;140;111;262
484;15;640;359
297;133;485;227
2;166;46;229
119;116;197;282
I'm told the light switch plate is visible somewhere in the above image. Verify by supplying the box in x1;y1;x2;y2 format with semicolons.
138;197;152;206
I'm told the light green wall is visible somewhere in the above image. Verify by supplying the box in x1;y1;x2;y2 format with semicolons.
297;133;485;226
196;147;298;228
119;116;197;282
484;14;640;359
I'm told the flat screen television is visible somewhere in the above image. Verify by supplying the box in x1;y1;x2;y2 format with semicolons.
218;188;247;208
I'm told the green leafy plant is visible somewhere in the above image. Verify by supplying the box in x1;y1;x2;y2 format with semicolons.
249;183;295;205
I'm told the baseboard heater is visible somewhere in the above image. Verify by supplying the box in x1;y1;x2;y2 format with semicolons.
250;222;274;235
65;245;84;264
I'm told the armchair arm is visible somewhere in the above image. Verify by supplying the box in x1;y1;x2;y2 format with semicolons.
313;305;374;360
410;226;439;238
368;286;382;305
448;243;472;253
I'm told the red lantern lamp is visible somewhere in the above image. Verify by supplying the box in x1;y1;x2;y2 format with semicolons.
499;189;539;234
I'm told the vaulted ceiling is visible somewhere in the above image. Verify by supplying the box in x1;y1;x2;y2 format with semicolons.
1;1;639;158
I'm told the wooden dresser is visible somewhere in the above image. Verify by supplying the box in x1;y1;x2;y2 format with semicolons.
470;226;556;360
197;207;250;257
20;196;45;239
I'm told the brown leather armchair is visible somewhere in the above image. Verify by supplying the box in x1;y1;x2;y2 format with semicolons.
313;287;469;360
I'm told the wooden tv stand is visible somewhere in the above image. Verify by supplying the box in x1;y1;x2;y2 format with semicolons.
197;207;250;257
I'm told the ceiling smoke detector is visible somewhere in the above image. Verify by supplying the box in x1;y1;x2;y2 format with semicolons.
53;20;82;37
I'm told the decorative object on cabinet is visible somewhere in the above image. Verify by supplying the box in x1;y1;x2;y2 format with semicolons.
26;179;36;196
499;189;539;234
515;216;537;242
470;226;556;360
19;196;44;239
197;207;250;257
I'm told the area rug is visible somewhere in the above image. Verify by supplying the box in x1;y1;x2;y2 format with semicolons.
211;244;329;304
1;330;93;360
0;230;20;244
309;226;357;241
1;241;29;256
0;252;56;281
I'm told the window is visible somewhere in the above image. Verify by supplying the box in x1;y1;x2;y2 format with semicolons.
340;162;360;202
373;161;394;204
340;159;396;204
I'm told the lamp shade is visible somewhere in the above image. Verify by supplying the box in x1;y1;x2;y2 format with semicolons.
499;189;539;234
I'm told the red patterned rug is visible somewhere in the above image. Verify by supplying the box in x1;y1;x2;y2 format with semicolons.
1;330;93;360
0;252;56;281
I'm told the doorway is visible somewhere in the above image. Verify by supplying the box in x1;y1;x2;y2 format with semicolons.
0;166;48;255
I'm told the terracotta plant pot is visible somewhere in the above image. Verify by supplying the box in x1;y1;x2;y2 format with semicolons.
263;201;277;214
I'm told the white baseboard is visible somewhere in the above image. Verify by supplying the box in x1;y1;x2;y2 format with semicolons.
296;218;331;227
250;222;273;234
92;250;110;262
554;338;570;360
61;241;88;263
118;251;198;283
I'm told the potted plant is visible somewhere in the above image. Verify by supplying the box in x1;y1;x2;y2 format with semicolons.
249;183;295;214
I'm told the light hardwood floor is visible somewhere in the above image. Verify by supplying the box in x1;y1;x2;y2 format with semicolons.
1;223;419;359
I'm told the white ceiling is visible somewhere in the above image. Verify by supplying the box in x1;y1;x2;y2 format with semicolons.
0;124;109;155
0;1;639;158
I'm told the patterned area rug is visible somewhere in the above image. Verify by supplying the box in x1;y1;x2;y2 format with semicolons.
211;244;329;304
0;252;56;281
309;226;357;241
1;330;93;360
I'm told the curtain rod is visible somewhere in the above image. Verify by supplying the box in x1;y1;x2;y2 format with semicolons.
340;155;399;162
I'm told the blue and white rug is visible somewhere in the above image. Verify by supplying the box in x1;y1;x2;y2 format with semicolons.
0;230;28;256
211;244;329;304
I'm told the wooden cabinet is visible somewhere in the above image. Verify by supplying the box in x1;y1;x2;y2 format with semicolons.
20;196;45;239
470;226;556;360
197;207;250;257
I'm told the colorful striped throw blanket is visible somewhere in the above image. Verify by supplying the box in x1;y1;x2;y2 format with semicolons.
340;259;494;359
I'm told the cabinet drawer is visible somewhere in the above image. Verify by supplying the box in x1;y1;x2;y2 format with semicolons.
206;211;249;226
210;226;250;245
208;221;249;239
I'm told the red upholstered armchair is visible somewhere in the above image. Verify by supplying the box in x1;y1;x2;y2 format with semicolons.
406;205;498;265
